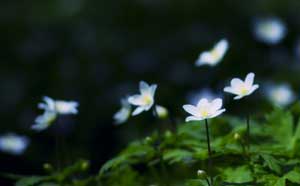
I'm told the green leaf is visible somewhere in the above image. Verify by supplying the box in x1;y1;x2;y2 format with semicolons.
221;165;253;183
260;154;281;174
284;168;300;184
15;176;46;186
163;149;193;164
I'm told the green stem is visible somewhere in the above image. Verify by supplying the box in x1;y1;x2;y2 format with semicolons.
246;114;250;153
205;119;213;186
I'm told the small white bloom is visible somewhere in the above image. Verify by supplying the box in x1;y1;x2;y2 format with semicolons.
38;96;79;115
253;18;287;45
224;72;259;100
0;134;29;155
183;98;226;122
155;105;168;119
113;98;131;125
31;111;57;131
128;81;157;116
195;39;229;67
265;83;296;107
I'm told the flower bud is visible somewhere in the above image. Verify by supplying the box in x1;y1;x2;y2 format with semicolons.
197;170;207;179
43;163;53;172
234;133;241;141
155;105;168;119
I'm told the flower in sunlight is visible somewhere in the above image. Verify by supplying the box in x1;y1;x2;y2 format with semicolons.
128;81;157;116
38;96;79;115
265;83;296;107
31;111;57;131
195;39;229;67
155;105;168;119
253;17;287;45
0;133;29;155
183;98;225;122
224;72;259;100
113;98;132;125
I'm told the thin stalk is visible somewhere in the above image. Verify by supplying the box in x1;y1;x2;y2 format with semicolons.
246;114;250;152
205;119;213;186
55;134;61;171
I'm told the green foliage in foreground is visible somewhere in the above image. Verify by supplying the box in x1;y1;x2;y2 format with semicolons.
10;105;300;186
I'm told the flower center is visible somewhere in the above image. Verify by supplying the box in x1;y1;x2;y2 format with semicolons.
200;109;209;117
210;49;220;61
239;85;249;95
142;94;152;105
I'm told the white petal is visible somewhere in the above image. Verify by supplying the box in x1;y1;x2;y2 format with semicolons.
149;84;157;97
197;98;209;108
224;87;239;95
128;95;144;106
132;107;145;116
139;81;150;94
247;84;259;96
196;52;214;66
185;116;203;122
211;98;223;111
230;78;244;88
245;72;255;86
209;109;226;119
233;95;244;100
215;39;229;54
113;108;131;124
183;104;200;116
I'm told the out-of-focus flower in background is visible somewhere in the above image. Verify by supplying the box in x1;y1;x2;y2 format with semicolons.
253;17;287;45
32;96;79;131
186;88;222;105
128;81;157;116
0;133;29;155
32;111;57;131
155;105;168;119
38;96;79;115
224;72;259;100
113;98;132;125
264;83;296;107
195;39;229;67
183;98;226;122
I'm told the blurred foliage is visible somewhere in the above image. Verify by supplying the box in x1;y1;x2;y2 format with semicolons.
11;104;300;185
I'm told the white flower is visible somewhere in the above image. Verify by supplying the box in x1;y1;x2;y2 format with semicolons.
195;39;229;67
183;98;226;122
38;96;79;115
128;81;157;116
253;18;287;45
224;72;259;100
113;98;131;125
155;105;168;119
265;83;296;107
31;111;57;131
0;134;29;155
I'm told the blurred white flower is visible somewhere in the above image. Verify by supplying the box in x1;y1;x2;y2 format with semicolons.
38;96;79;115
183;98;225;122
195;39;229;67
31;111;57;131
224;72;259;100
253;18;287;45
32;96;79;131
155;105;168;119
265;83;296;107
0;133;29;155
113;98;131;125
186;88;222;105
128;81;157;116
